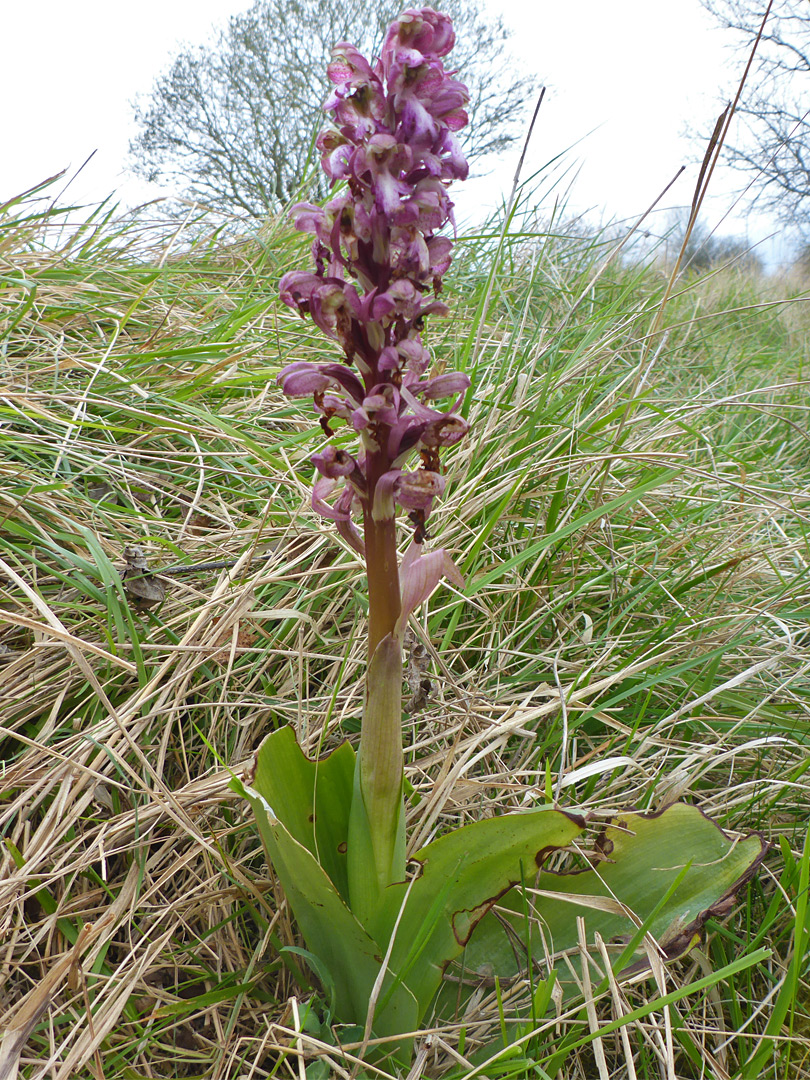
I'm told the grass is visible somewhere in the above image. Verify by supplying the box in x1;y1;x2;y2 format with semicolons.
1;174;809;1078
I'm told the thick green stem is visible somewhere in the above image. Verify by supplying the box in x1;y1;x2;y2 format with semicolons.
347;467;407;916
348;632;406;920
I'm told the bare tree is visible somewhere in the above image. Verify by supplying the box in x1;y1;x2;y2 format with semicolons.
699;0;810;233
129;0;537;219
663;210;762;274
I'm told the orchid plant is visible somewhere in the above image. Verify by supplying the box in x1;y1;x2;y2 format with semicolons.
275;5;472;917
235;7;766;1069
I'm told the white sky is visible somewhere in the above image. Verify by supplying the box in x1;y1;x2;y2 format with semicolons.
1;0;787;262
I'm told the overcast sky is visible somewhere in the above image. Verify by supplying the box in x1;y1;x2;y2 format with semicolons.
1;0;787;262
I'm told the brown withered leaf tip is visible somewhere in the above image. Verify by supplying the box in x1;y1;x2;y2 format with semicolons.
404;628;433;713
121;545;166;609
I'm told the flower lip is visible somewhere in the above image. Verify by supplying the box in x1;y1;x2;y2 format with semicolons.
396;469;445;510
312;476;349;520
312;445;359;478
420;415;469;447
420;372;470;400
277;362;331;396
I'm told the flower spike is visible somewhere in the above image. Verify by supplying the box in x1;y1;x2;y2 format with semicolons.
277;7;471;551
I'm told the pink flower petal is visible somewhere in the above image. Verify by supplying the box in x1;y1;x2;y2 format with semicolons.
395;541;464;638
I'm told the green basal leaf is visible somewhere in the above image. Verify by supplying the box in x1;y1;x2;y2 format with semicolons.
369;806;586;1022
234;763;418;1063
239;729;585;1046
240;730;765;1073
444;803;767;1010
248;724;354;902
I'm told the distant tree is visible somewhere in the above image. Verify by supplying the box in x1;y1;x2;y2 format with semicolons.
699;0;810;233
129;0;537;219
792;240;810;274
663;212;762;274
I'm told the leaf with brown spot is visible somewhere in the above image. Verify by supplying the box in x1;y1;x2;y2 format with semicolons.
442;803;767;1009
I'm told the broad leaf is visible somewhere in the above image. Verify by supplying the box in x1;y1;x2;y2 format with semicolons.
370;807;586;1021
234;765;418;1062
444;803;767;1010
240;728;586;1044
248;724;354;901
